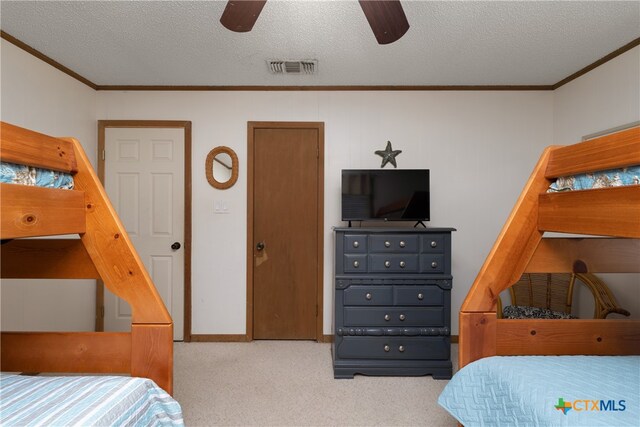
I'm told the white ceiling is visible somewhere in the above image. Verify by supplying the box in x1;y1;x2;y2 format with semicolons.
1;1;639;87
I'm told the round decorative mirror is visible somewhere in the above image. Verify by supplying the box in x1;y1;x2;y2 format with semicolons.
206;146;238;189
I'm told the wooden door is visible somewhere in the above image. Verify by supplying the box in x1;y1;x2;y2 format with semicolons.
103;127;185;340
250;122;324;340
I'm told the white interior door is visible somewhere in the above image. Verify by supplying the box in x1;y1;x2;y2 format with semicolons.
104;127;184;340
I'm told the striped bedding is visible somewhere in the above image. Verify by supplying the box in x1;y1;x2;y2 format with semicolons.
0;374;183;427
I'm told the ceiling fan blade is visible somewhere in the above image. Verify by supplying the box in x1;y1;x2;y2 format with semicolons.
220;0;267;32
359;0;410;45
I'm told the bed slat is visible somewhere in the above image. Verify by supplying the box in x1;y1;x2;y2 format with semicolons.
525;238;640;273
0;332;131;373
545;126;640;178
0;183;86;239
1;239;100;279
0;122;78;173
538;186;640;238
496;319;640;355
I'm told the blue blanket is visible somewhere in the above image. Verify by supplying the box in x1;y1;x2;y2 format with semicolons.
0;161;74;189
439;356;639;426
0;374;183;427
548;166;640;192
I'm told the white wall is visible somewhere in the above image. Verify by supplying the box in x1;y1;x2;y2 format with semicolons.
554;46;640;145
96;90;553;335
3;37;636;336
0;40;98;331
553;46;640;319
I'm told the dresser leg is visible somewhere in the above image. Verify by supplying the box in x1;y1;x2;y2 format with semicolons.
431;369;453;380
333;369;355;379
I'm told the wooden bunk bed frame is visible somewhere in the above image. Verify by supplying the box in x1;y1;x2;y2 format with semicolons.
0;122;174;394
459;125;640;369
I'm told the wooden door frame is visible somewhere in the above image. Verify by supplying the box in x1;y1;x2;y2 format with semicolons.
96;120;193;342
247;121;325;342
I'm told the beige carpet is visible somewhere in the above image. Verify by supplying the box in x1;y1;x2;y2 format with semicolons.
174;341;458;426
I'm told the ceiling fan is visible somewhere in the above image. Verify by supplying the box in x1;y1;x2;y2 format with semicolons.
220;0;410;45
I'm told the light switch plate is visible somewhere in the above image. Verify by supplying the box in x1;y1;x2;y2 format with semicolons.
214;200;230;214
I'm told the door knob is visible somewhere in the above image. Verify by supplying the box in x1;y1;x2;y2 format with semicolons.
171;242;181;250
256;242;265;251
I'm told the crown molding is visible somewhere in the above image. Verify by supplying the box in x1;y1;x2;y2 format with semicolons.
1;30;97;90
552;37;640;90
2;30;638;92
95;85;553;91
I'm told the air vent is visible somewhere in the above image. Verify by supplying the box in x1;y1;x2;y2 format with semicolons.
267;60;317;75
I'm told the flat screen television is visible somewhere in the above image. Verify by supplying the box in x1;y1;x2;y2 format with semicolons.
341;169;430;222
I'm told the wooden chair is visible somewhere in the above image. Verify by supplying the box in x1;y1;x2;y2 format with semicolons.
498;273;631;319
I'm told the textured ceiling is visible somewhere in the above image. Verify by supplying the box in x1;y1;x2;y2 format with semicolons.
1;1;639;87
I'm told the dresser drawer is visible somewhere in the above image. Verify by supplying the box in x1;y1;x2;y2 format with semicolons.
337;336;450;360
420;254;444;273
421;235;445;253
394;286;444;306
370;235;419;252
344;254;367;272
369;254;419;273
344;234;368;253
343;307;444;327
343;286;393;306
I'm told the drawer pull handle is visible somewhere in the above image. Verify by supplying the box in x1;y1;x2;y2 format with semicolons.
384;261;391;268
353;241;360;248
353;261;360;268
399;261;406;268
398;345;405;352
431;261;438;269
431;241;437;248
417;293;424;300
384;241;391;248
365;293;372;300
399;241;406;248
384;314;390;321
384;345;390;352
399;314;406;321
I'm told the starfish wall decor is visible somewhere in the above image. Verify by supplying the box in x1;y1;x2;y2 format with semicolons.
375;141;402;168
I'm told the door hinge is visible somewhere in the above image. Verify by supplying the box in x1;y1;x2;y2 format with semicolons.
101;149;105;161
100;306;105;319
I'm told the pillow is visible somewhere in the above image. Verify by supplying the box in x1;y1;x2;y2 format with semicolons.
502;305;576;319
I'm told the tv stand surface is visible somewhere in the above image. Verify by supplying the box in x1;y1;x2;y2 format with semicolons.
337;226;454;232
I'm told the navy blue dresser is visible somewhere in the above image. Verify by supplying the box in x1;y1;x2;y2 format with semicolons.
333;227;455;379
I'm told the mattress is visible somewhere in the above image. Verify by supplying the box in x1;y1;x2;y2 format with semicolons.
0;374;183;427
438;355;639;426
548;166;640;192
0;161;74;189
